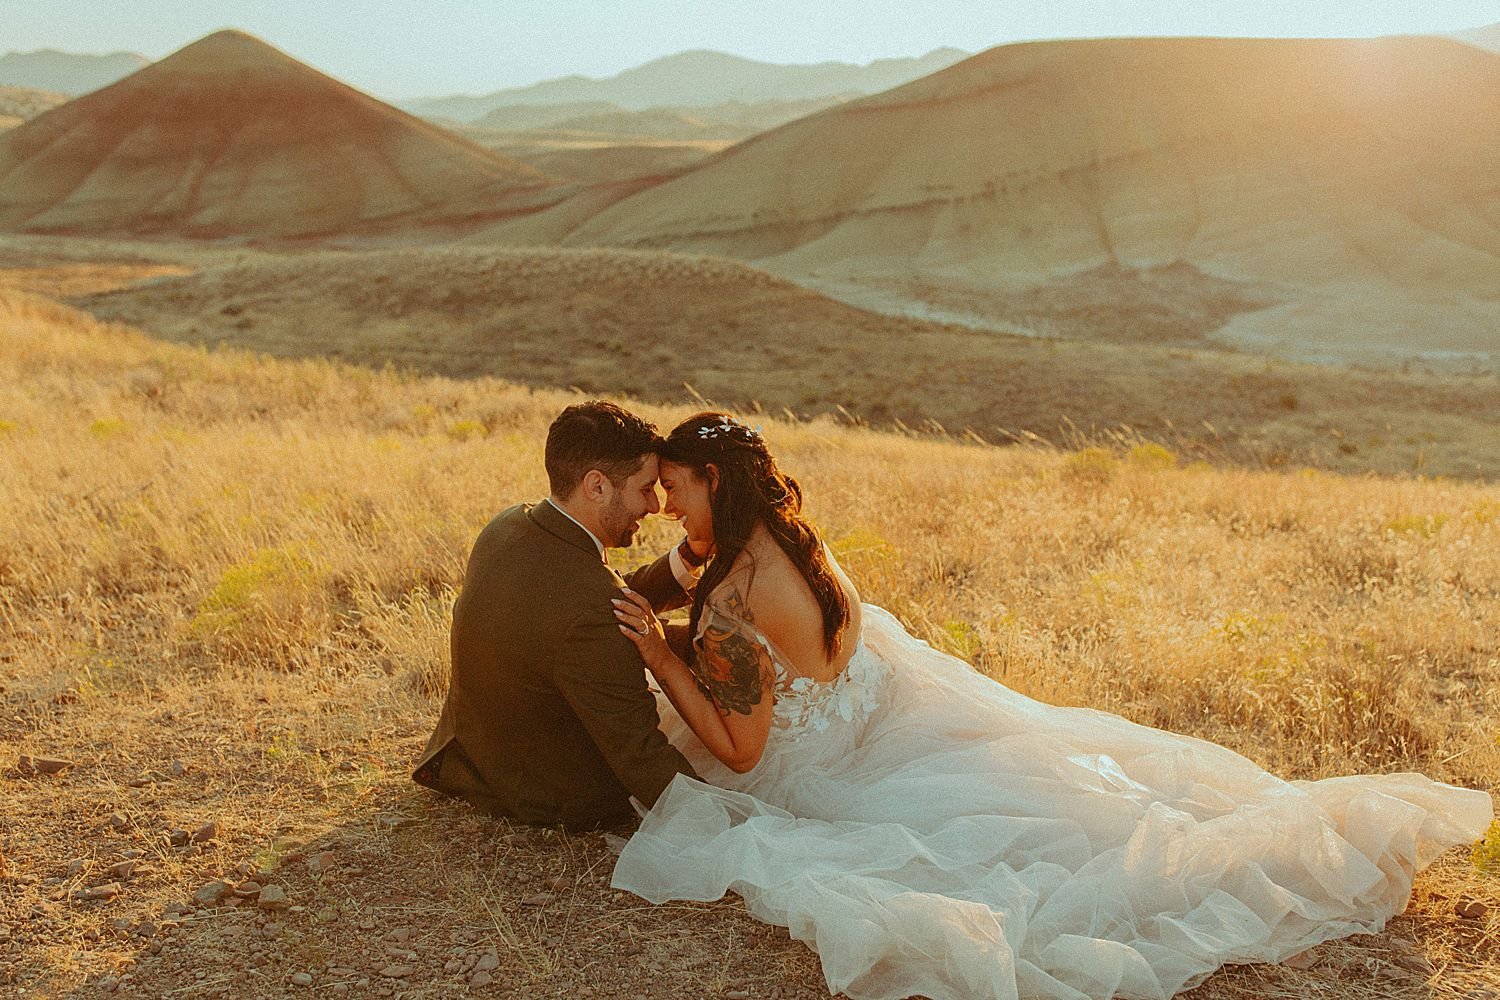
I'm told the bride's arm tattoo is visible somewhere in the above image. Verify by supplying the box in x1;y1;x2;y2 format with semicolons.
693;590;772;716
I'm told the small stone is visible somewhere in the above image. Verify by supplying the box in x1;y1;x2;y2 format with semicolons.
119;848;144;860
385;926;412;944
290;972;313;987
1455;899;1491;920
726;992;751;1000
163;901;190;916
108;812;130;831
258;884;290;910
1282;949;1318;969
307;851;337;876
520;892;554;906
127;776;153;788
543;875;572;891
107;861;136;880
358;915;377;930
66;858;87;877
192;881;229;907
75;882;121;902
170;760;187;777
470;971;493;988
21;755;75;775
0;926;10;943
379;964;413;978
332;985;350;995
191;821;218;844
136;920;158;939
233;880;262;898
474;950;499;972
1394;952;1434;976
444;958;463;974
168;830;190;847
96;975;120;992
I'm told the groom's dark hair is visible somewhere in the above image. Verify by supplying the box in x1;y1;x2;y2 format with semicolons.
545;401;662;499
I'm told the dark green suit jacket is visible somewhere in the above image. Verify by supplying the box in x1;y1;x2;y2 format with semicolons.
412;500;697;829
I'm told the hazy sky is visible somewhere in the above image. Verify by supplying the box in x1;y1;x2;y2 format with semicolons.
4;0;1498;99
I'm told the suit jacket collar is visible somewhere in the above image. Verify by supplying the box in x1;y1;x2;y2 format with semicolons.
530;499;607;562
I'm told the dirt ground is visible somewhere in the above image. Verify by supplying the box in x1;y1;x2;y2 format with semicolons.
2;688;1495;1000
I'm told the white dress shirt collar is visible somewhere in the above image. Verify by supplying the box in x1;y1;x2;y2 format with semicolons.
545;498;607;562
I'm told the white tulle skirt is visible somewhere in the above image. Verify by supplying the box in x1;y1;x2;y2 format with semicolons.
612;606;1493;1000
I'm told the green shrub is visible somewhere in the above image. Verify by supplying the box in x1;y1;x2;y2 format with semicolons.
446;419;487;442
89;417;127;439
1128;442;1176;469
1063;447;1115;483
1474;819;1500;877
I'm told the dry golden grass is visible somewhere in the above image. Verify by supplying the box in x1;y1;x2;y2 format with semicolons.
1;289;1496;998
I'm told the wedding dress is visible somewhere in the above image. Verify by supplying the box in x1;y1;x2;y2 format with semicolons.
612;604;1493;1000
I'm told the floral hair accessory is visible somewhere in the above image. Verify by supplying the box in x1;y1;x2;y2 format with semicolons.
697;416;763;442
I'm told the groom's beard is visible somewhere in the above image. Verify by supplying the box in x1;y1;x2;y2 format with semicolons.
601;495;640;549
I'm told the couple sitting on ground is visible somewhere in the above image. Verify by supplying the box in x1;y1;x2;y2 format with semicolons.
412;400;1491;1000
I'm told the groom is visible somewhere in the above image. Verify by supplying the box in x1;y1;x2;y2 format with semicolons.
412;401;705;829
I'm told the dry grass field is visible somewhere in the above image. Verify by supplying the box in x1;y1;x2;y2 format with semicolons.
1;288;1497;998
22;237;1495;481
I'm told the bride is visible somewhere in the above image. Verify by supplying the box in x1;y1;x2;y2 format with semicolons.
609;412;1493;1000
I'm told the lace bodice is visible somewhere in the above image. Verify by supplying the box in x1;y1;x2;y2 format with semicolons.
765;636;886;734
694;603;888;737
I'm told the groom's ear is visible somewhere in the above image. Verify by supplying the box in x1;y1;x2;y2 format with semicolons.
580;468;609;502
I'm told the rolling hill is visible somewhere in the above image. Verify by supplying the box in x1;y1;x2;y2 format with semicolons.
0;85;68;121
68;244;1500;478
472;95;855;140
0;30;557;239
482;36;1500;367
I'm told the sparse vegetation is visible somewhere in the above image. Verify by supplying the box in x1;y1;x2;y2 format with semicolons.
1;290;1496;997
35;236;1497;481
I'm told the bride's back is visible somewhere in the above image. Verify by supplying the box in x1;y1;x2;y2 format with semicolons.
712;524;862;684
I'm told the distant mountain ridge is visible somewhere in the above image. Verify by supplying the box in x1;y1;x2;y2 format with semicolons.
1452;21;1500;54
0;48;149;94
402;47;970;120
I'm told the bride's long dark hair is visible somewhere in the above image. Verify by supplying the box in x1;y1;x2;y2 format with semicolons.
662;412;849;659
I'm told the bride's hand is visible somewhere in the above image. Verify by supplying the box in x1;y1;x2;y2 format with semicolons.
612;588;669;671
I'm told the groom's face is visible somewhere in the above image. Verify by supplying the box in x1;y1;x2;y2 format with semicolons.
599;453;662;548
